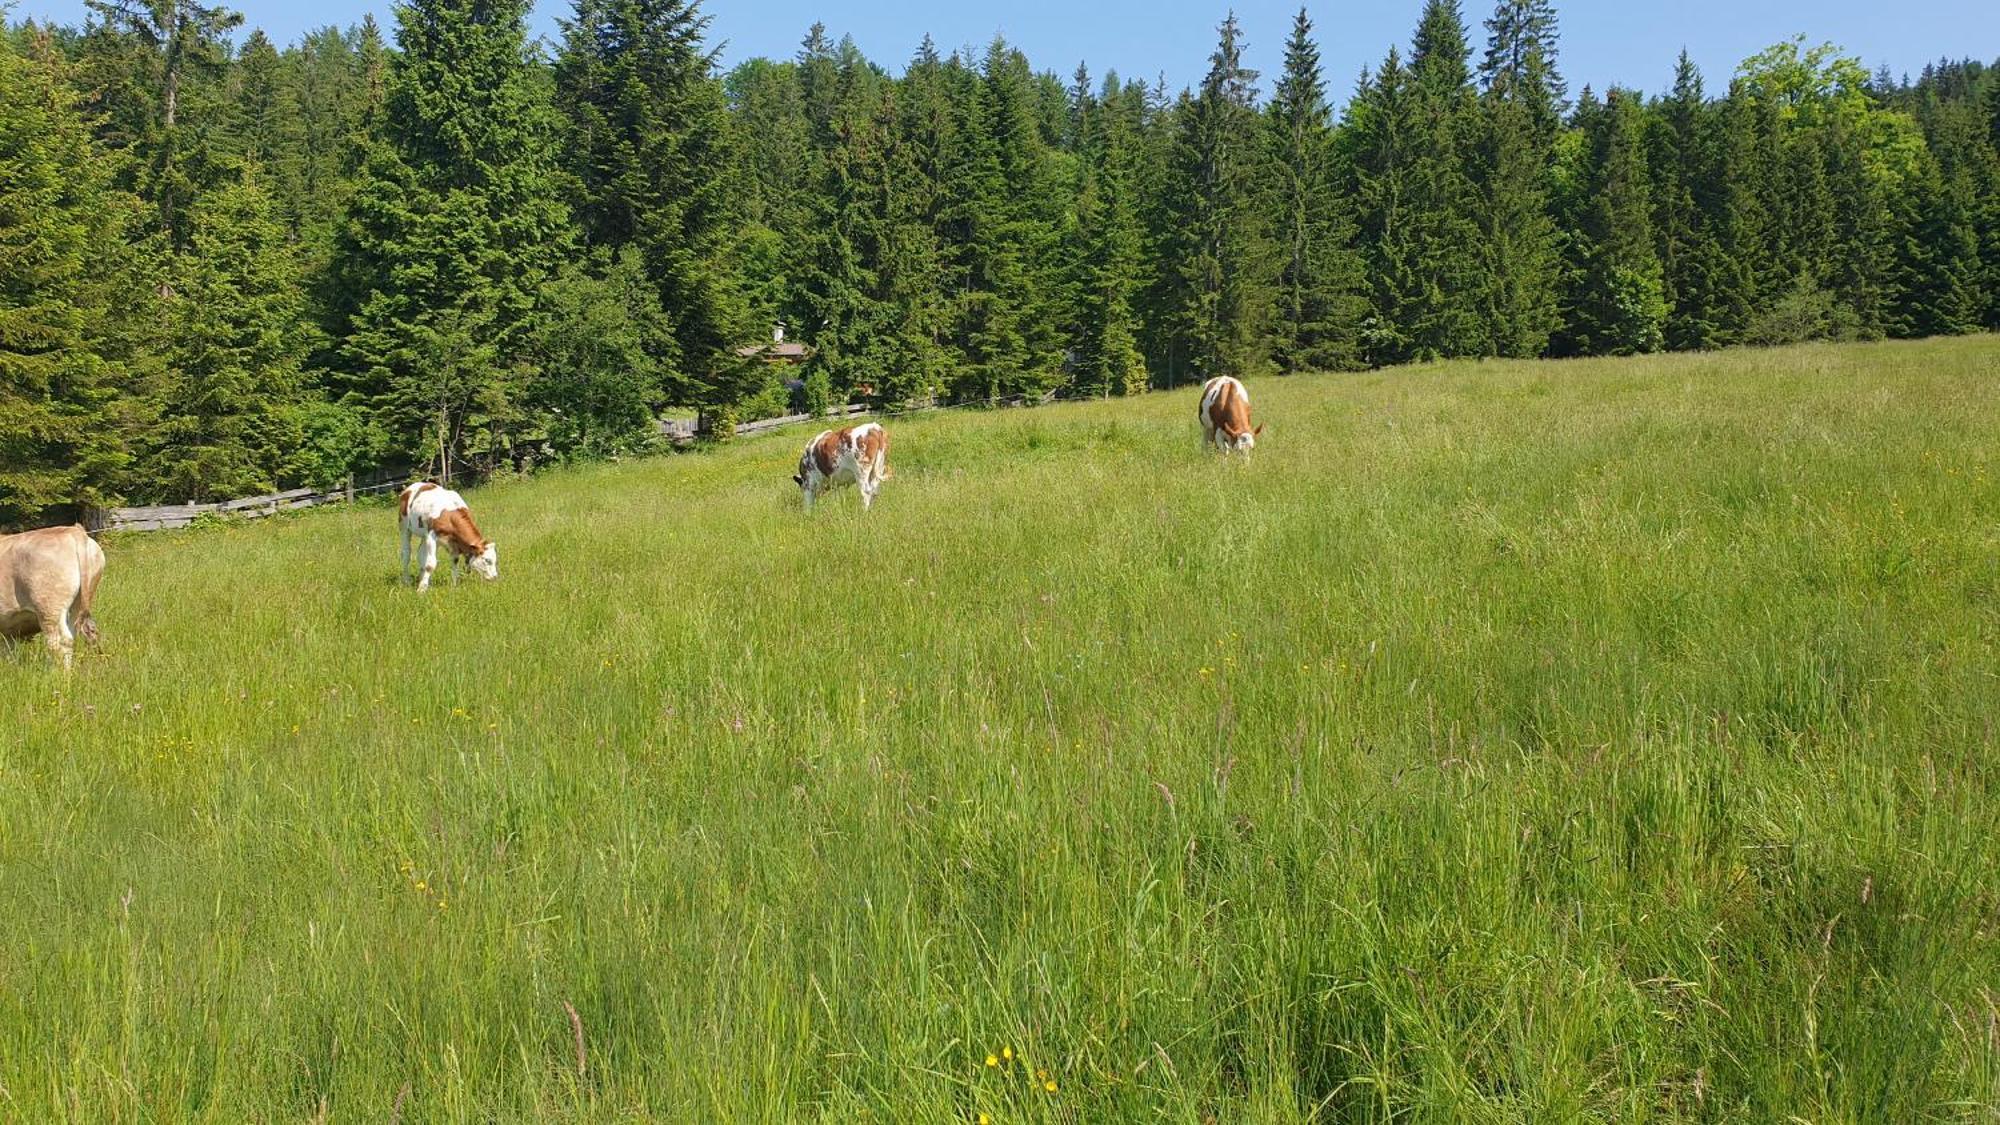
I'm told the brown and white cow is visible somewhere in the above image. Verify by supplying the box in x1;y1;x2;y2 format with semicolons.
398;482;498;591
794;422;890;511
0;524;105;669
1199;375;1262;456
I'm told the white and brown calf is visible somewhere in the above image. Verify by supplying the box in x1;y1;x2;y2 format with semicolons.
1200;376;1262;456
794;423;890;511
398;482;498;591
0;524;105;669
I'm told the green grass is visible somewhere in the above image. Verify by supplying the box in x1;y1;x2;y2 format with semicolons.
4;337;1998;1122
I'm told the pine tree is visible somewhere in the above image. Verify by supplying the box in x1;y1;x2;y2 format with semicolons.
1400;0;1485;357
1648;52;1730;350
1470;0;1563;357
556;0;753;416
1069;73;1151;395
83;0;244;246
1344;49;1423;365
141;175;309;500
1159;14;1276;380
1265;8;1365;371
1557;87;1667;355
0;30;134;524
332;0;570;478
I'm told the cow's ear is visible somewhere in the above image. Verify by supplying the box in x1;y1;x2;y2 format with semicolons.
792;474;803;485
1254;423;1264;436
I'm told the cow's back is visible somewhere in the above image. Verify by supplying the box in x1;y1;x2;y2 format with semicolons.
401;484;469;530
0;525;91;633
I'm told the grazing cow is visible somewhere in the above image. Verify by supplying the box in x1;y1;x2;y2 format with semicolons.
0;524;105;669
1199;375;1262;456
794;422;890;511
398;482;498;591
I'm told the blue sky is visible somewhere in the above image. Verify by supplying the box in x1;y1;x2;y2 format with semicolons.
14;0;1998;103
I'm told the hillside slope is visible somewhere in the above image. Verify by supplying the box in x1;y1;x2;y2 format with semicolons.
3;338;1998;1120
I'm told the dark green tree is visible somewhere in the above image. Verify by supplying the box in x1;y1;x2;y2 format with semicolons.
82;0;244;245
0;31;134;524
1556;87;1667;355
556;0;754;415
1158;14;1276;381
1400;0;1485;357
141;175;309;500
1470;0;1564;356
1265;8;1365;371
331;0;570;478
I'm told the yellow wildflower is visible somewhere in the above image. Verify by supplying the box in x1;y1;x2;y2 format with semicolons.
985;1054;999;1068
1043;1080;1058;1093
1001;1046;1013;1061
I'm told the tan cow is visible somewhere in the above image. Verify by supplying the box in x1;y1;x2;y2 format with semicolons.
1199;376;1262;456
0;524;105;669
794;422;890;511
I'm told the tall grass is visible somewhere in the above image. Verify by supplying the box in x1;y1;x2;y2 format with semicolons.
2;337;1997;1121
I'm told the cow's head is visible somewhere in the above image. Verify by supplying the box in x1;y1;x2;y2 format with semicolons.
1231;423;1262;452
470;541;499;581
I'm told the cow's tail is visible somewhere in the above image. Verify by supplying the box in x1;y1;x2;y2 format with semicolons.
73;526;103;647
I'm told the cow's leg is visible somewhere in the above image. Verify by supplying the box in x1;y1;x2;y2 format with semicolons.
801;481;816;513
417;532;439;592
41;618;74;671
1202;423;1217;452
400;528;413;584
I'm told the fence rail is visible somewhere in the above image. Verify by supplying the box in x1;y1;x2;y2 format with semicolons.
94;391;1054;534
87;478;407;533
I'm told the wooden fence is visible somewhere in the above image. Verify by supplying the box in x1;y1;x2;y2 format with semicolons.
86;477;410;533
93;393;1047;534
656;403;869;443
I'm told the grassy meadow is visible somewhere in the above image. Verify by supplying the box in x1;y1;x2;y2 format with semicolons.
3;337;1998;1121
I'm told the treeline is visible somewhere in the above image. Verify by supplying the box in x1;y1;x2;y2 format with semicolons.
2;0;1997;525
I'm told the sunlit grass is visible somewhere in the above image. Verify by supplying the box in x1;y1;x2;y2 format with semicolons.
2;336;1997;1121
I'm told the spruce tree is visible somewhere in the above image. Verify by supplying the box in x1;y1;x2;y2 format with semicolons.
945;38;1067;400
556;0;753;415
1887;110;1984;337
1265;8;1365;371
1648;52;1730;350
1160;14;1276;380
0;30;133;524
1471;0;1563;357
1344;49;1423;365
1557;87;1667;355
83;0;244;246
332;0;570;477
1401;0;1485;357
142;175;309;500
1069;73;1150;395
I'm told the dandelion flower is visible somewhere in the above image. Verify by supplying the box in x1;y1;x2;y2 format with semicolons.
978;1115;991;1125
1001;1046;1013;1061
1043;1080;1058;1093
985;1054;999;1068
